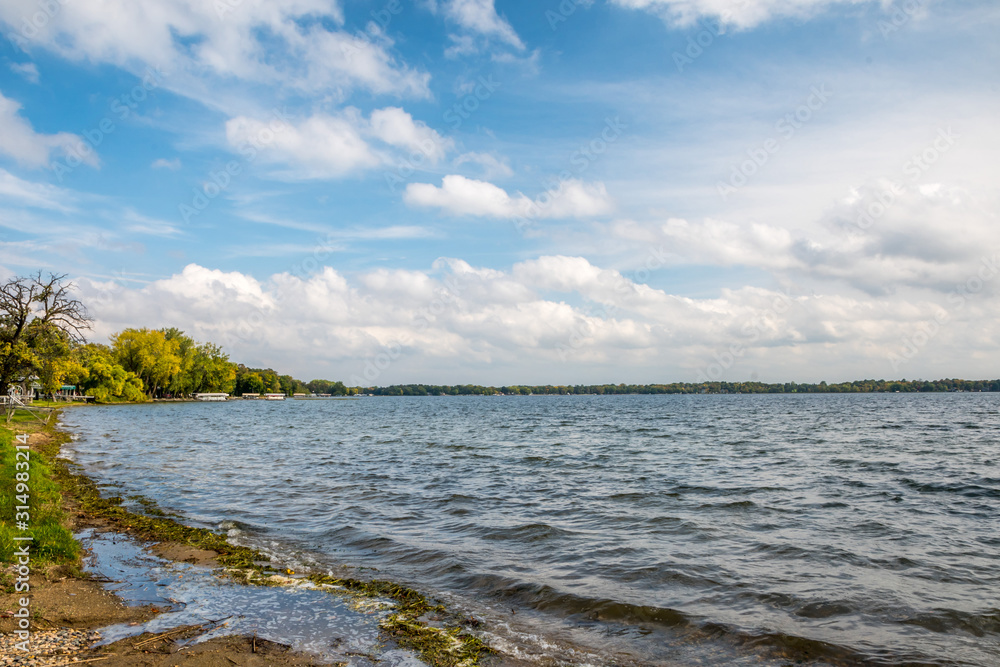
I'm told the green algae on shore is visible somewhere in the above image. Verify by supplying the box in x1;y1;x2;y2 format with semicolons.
30;410;493;667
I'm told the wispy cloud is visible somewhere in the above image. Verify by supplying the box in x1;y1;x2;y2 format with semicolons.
151;158;182;170
442;0;525;56
9;62;39;83
0;92;98;169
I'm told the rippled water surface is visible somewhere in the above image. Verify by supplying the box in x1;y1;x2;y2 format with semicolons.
60;394;1000;665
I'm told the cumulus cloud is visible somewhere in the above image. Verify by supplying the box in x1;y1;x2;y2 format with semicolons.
226;111;378;178
225;107;452;179
605;177;1000;297
403;175;613;219
609;0;872;29
0;91;98;169
0;0;429;109
369;107;454;162
72;258;1000;384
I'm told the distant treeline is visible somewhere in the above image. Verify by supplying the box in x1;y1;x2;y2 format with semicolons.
360;379;1000;396
37;329;1000;402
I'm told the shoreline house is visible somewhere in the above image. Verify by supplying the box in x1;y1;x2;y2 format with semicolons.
11;376;43;401
194;393;230;402
55;385;82;400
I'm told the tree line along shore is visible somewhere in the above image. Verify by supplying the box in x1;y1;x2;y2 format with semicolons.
4;272;999;402
357;379;1000;395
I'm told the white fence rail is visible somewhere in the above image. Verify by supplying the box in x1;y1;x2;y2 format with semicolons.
2;394;50;423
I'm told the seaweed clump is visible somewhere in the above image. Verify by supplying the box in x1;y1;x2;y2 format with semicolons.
309;574;492;667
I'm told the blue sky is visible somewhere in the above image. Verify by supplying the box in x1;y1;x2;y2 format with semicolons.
1;0;998;384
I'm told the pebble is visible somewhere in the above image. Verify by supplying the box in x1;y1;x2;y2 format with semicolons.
0;628;101;666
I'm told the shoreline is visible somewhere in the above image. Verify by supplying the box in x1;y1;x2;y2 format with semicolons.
0;410;493;666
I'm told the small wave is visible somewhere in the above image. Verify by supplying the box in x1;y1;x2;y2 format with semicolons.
480;523;577;543
902;608;1000;637
607;491;650;501
900;479;1000;498
217;519;264;534
698;500;757;511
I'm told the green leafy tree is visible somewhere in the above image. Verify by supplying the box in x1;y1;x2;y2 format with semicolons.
192;343;236;394
111;328;181;398
74;344;147;402
0;272;91;397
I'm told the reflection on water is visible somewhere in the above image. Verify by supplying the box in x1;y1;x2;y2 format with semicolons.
63;394;1000;666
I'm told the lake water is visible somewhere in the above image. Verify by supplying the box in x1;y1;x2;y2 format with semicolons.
59;394;1000;666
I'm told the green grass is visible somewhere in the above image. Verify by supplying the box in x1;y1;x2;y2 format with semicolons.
0;426;79;564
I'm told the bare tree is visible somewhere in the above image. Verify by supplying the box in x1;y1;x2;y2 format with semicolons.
0;272;92;398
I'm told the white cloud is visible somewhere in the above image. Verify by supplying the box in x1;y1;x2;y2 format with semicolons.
0;168;75;211
121;209;183;237
403;175;613;219
0;0;430;111
225;107;452;179
0;92;98;169
74;258;1000;384
226;111;379;178
369;107;453;163
610;217;798;270
9;62;39;83
603;177;1000;297
442;0;525;54
151;158;182;170
609;0;873;29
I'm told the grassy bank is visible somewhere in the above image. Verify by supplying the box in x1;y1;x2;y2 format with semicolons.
0;420;77;564
2;407;491;667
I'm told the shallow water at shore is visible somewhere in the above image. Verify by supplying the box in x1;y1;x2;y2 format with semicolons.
79;528;417;665
61;394;1000;665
